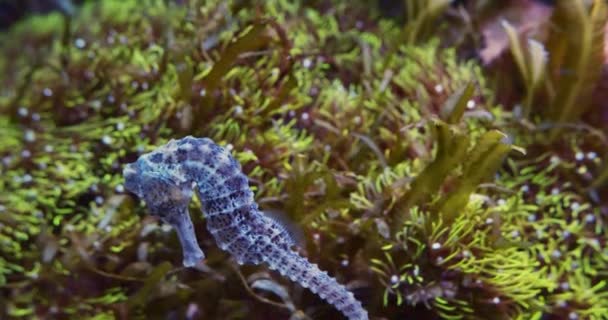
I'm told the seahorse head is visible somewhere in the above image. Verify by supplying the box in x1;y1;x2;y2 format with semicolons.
123;155;193;219
124;150;205;267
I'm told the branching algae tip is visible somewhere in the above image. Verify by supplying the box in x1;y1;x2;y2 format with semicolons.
123;136;368;320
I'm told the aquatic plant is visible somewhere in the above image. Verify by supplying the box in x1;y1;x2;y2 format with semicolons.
0;0;606;319
495;0;607;128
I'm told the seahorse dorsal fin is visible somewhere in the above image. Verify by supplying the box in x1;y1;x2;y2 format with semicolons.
261;209;305;248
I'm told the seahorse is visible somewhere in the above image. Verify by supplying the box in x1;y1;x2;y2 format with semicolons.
123;136;368;320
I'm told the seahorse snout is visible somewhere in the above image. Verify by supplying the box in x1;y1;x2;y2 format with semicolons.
123;162;142;196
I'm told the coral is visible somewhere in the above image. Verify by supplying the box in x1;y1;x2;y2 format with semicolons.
0;0;606;319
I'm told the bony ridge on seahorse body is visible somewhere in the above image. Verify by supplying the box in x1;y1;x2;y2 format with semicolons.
123;136;368;320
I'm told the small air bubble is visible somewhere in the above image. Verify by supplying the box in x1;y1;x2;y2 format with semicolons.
302;58;312;69
528;214;536;222
511;230;520;238
587;152;597;160
43;88;53;97
390;275;399;285
571;202;580;211
90;100;101;110
485;218;494;224
560;282;569;290
21;150;32;158
234;105;243;115
24;130;36;142
577;166;588;175
141;82;149;90
568;312;578;320
497;199;506;206
74;38;86;49
492;297;500;304
95;196;104;205
412;265;420;277
18;107;28;117
462;250;471;258
434;84;444;93
341;259;349;267
521;185;529;193
353;116;362;125
431;242;441;250
199;88;206;96
2;156;13;166
301;112;310;121
466;100;476;109
115;184;124;193
101;135;113;145
550;155;560;165
22;174;33;183
226;144;234;152
536;229;544;239
585;214;595;223
186;303;200;319
551;188;560;196
551;250;562;259
575;152;584;161
116;122;125;131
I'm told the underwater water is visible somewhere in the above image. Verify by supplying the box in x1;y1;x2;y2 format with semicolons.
1;1;607;319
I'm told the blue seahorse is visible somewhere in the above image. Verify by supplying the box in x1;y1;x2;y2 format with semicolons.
123;136;368;320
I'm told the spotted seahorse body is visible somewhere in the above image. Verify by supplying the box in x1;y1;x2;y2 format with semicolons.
123;136;368;320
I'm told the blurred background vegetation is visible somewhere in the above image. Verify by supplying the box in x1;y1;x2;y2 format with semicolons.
0;0;607;319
